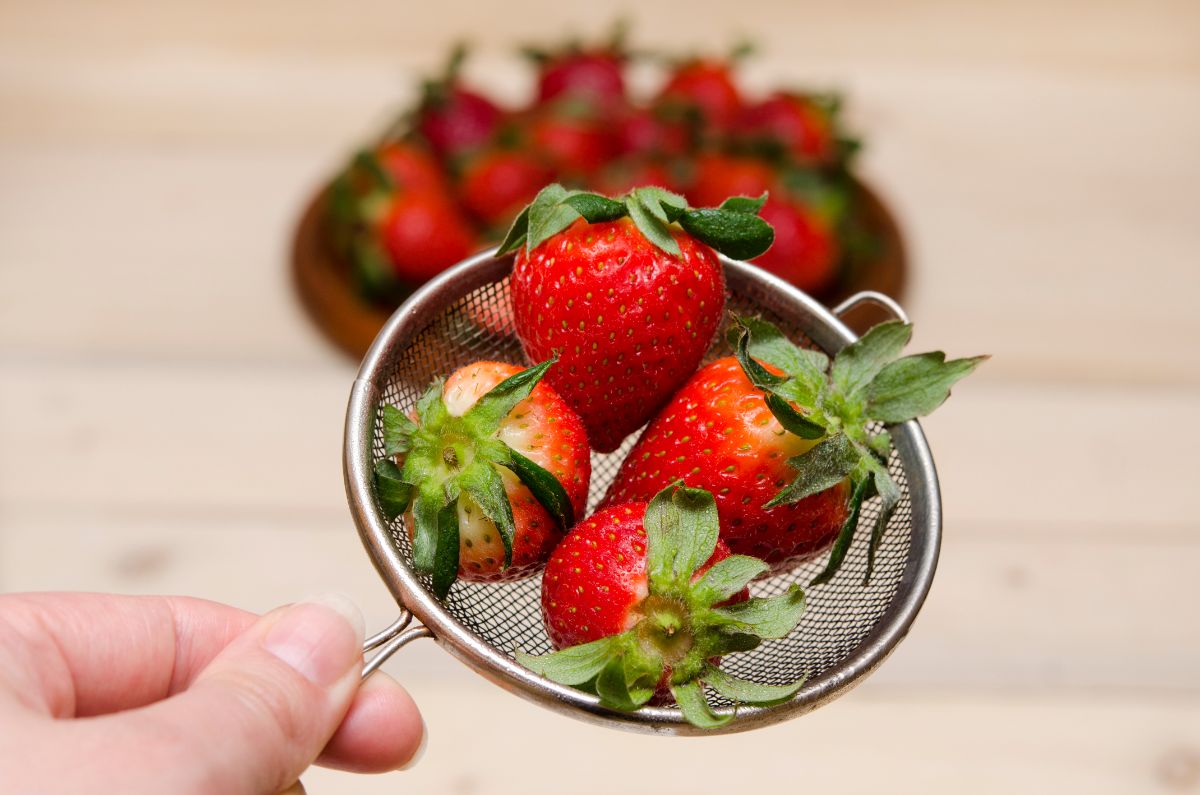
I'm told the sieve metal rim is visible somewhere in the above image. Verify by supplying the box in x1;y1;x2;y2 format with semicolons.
344;247;942;736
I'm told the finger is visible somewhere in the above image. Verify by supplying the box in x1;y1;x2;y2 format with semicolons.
316;671;426;772
0;592;256;717
79;593;368;795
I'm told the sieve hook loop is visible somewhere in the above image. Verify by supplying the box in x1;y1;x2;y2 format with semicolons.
832;291;909;324
362;610;434;678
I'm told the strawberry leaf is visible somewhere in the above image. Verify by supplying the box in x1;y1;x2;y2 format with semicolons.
766;433;860;508
410;486;445;573
415;380;448;427
516;634;624;685
644;482;720;593
691;555;768;606
463;358;556;436
502;448;575;530
526;183;583;252
831;320;912;398
763;393;826;440
865;353;988;424
625;193;682;256
719;193;768;214
373;459;413;519
457;461;515;568
728;315;829;384
810;474;870;586
563;192;627;223
702;666;805;705
596;654;657;711
672;681;732;729
430;500;461;598
865;462;901;584
679;208;774;261
382;405;418;456
710;585;807;639
496;204;530;256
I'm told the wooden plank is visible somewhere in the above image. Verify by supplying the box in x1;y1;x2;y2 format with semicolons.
298;683;1200;795
4;508;1197;690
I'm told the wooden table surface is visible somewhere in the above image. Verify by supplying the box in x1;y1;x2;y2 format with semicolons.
2;1;1198;792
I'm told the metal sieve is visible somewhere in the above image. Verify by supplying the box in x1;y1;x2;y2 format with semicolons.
343;247;940;736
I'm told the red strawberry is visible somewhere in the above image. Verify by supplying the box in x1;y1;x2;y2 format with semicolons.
374;359;591;596
540;499;740;650
520;483;809;728
414;46;503;158
458;149;554;228
603;357;850;572
656;59;743;131
378;191;477;283
528;104;619;177
376;141;451;194
738;92;837;165
593;157;677;196
609;317;986;583
754;198;840;294
614;106;690;158
685;153;775;207
498;184;775;452
535;51;626;106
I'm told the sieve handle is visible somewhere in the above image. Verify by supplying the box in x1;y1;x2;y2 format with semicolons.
832;291;910;324
361;610;434;678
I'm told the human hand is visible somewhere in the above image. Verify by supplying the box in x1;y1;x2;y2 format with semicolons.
0;592;425;794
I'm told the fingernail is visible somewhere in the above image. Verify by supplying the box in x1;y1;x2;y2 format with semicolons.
264;593;365;686
398;719;428;771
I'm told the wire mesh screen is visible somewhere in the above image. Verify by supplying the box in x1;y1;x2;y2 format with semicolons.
368;272;913;709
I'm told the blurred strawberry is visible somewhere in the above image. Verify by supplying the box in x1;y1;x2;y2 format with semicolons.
593;157;677;195
458;148;554;228
685;153;776;207
754;197;840;294
413;45;504;159
376;140;451;194
614;106;690;157
656;58;743;131
377;191;477;284
528;101;619;177
738;92;838;165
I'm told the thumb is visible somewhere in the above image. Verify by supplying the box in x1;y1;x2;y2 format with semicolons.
113;594;365;795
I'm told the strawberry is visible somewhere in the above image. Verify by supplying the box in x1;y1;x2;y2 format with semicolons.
374;359;590;596
520;483;810;728
527;33;627;107
754;196;840;294
375;141;451;195
413;45;503;159
593;156;677;196
685;153;776;207
603;356;850;571
614;106;690;158
377;190;477;283
737;92;840;166
656;58;744;132
496;184;775;452
606;317;986;583
326;149;476;300
527;102;619;177
458;148;554;229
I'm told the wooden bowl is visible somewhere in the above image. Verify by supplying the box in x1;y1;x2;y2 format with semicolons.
291;179;907;359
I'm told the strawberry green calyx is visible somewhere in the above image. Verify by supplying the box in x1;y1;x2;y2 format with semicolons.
518;483;808;729
730;316;988;585
496;183;775;261
372;359;574;597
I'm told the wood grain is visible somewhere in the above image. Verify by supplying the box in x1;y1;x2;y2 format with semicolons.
1;0;1198;792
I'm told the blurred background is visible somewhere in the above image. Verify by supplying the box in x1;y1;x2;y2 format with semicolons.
1;0;1198;792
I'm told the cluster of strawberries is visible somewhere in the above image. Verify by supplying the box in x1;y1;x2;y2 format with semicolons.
373;185;983;728
327;29;865;312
